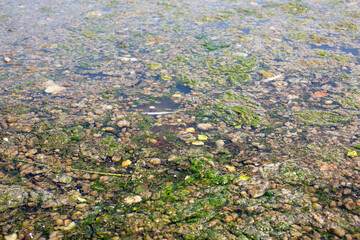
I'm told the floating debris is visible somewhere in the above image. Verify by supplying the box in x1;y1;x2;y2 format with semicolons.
4;56;11;63
262;73;284;82
141;111;176;115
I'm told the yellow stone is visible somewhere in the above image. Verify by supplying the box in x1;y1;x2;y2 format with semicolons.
347;151;358;158
225;165;236;173
192;141;204;146
198;135;208;140
239;175;250;181
185;127;195;133
122;160;132;167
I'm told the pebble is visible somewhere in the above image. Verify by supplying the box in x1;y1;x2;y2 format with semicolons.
325;100;333;104
311;197;318;202
63;221;76;231
345;201;356;211
330;225;346;237
25;148;37;157
312;203;322;210
75;204;88;210
330;201;337;208
4;233;17;240
117;120;130;128
343;189;351;195
44;80;66;94
55;218;64;226
191;141;204;146
122;160;132;167
185;127;196;133
49;231;63;240
215;140;225;148
197;123;213;131
103;127;115;131
124;195;142;205
206;219;220;227
64;219;72;226
99;176;109;183
223;213;238;223
224;165;236;173
149;138;158;144
290;231;302;238
149;158;161;165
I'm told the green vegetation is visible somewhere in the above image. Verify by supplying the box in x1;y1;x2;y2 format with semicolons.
211;104;269;128
281;1;311;15
295;110;351;126
201;41;231;51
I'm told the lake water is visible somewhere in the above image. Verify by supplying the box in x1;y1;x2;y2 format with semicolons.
1;0;360;239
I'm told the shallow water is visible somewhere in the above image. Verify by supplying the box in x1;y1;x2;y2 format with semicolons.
1;0;360;239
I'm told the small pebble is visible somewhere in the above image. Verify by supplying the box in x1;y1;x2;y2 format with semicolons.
345;201;356;211
312;203;322;210
122;160;132;167
343;189;351;195
149;158;161;165
215;139;225;148
117;120;130;128
206;219;220;227
311;197;318;202
330;226;346;237
75;203;88;210
330;201;337;208
99;176;109;183
4;233;17;240
324;100;333;104
103;127;115;132
197;123;212;131
55;219;64;226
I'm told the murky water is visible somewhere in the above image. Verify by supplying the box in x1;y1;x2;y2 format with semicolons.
1;0;360;239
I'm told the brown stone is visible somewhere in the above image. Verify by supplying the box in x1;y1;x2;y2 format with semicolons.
330;226;346;237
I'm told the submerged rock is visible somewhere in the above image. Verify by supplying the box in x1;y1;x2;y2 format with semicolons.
0;185;28;212
44;80;66;94
197;123;213;131
4;233;17;240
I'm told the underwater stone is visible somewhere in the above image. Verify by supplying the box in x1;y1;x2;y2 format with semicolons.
44;80;66;94
197;123;213;131
4;233;17;240
330;226;346;237
216;140;225;148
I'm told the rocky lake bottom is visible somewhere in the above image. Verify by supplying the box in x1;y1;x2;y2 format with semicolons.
0;0;360;239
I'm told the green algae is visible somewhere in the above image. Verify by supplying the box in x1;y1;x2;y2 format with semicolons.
211;104;269;128
280;1;311;15
316;50;353;62
146;62;162;70
201;41;231;52
295;110;351;126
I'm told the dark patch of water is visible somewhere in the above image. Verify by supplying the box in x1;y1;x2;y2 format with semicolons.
340;46;359;56
136;98;180;112
176;83;192;94
309;43;336;51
